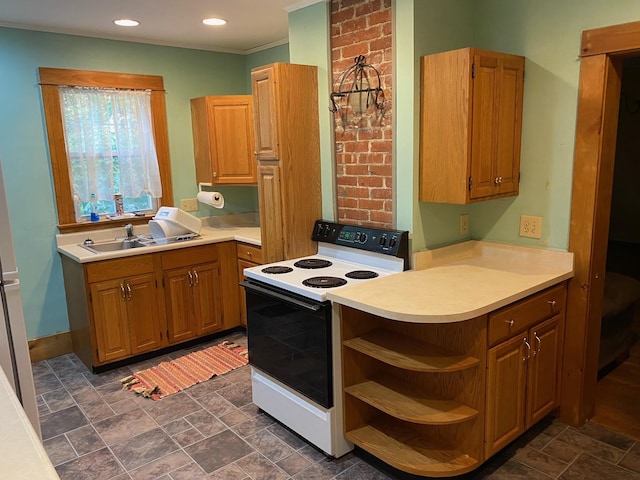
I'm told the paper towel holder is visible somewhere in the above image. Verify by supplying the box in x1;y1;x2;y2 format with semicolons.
197;183;225;209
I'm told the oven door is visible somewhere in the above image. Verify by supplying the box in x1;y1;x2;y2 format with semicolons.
241;279;333;409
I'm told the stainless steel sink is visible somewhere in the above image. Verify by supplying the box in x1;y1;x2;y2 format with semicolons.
80;238;154;254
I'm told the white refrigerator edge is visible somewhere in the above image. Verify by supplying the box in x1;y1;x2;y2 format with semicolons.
0;161;41;437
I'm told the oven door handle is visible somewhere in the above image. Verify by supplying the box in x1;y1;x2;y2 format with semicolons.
240;281;324;312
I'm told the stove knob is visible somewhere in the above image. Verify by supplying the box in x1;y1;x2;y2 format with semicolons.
389;236;397;247
359;232;368;243
380;236;387;247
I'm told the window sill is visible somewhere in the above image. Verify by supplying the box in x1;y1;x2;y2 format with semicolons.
58;215;151;234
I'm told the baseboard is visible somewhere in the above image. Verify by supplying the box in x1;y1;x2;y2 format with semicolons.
28;331;73;363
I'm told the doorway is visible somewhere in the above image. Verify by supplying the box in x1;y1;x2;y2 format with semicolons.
564;20;640;428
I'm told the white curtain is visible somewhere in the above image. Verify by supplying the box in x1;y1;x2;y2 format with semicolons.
60;87;162;205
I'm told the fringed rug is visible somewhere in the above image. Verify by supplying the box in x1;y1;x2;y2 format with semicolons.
121;341;248;400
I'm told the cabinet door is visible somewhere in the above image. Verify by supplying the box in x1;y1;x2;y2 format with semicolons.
470;53;499;200
526;315;562;425
164;267;196;344
237;259;258;327
192;96;256;185
192;262;223;336
470;52;524;200
494;56;524;197
125;274;162;355
257;163;284;262
90;279;131;364
485;334;527;457
251;65;279;160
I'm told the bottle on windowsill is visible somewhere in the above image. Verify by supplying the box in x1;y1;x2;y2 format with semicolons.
90;193;99;222
73;194;83;223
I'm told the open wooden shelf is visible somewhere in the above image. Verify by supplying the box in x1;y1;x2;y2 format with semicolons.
346;416;479;477
345;376;478;425
343;329;480;372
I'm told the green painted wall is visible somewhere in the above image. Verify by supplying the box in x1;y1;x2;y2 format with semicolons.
0;27;285;339
410;0;640;253
289;2;335;221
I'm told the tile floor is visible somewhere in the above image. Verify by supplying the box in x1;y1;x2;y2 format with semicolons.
34;331;640;480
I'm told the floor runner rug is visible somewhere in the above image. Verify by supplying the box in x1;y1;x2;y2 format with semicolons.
121;341;248;400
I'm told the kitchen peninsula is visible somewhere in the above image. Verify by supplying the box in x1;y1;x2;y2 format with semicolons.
328;240;573;477
56;214;260;371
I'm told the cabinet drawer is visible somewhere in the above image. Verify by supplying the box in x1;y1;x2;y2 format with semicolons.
160;244;218;270
236;242;262;264
86;254;154;283
489;283;566;346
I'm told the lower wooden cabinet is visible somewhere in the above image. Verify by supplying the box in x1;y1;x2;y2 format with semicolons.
340;307;486;477
485;315;562;456
485;286;566;458
161;245;223;344
62;240;246;370
91;273;163;362
236;242;262;327
338;281;567;477
163;261;222;343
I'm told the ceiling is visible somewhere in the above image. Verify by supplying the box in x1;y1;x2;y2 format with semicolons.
0;0;304;54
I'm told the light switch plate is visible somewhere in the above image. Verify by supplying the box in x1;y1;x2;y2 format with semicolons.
180;198;198;212
519;215;542;239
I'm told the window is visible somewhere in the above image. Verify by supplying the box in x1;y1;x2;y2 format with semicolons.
39;68;173;232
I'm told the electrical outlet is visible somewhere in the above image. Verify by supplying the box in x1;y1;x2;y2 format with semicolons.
180;198;198;212
519;215;542;239
460;213;469;235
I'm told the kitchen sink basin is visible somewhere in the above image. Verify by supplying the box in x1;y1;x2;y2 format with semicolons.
80;238;154;254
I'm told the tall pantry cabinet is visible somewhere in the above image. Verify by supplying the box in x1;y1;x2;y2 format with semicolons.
251;63;322;263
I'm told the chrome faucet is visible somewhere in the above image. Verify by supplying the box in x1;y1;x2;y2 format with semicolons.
124;223;134;240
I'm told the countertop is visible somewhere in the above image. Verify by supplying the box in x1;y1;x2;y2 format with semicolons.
56;213;261;263
327;240;574;323
0;369;60;479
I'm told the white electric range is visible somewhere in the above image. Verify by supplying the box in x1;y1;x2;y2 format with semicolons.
241;220;409;457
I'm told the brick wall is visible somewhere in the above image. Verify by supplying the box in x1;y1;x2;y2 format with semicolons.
331;0;393;228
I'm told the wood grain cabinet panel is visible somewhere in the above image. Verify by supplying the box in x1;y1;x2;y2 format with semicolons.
485;284;566;458
162;247;223;344
339;281;567;477
62;242;238;370
236;242;263;327
251;63;321;262
341;307;486;477
420;48;525;204
190;95;256;185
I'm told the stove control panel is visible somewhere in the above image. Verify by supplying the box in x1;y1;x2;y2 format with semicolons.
312;220;410;268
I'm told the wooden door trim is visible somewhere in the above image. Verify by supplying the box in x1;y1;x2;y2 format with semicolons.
580;20;640;57
564;21;633;426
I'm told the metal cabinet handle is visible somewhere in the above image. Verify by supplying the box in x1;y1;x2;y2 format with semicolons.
534;332;542;356
193;270;199;286
548;300;557;309
247;251;252;257
212;172;218;178
188;271;194;287
120;283;126;301
523;337;531;362
506;319;515;327
126;283;132;301
494;177;499;185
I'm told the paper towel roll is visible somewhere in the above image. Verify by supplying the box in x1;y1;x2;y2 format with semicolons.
197;191;225;209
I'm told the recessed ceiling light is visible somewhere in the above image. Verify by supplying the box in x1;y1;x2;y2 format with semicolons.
114;19;140;27
202;18;227;26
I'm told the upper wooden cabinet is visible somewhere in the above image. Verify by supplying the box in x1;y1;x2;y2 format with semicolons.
251;67;279;161
251;63;322;262
419;48;525;204
190;95;257;185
